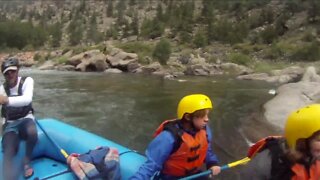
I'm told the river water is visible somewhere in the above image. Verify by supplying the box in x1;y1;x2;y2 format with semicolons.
9;69;277;179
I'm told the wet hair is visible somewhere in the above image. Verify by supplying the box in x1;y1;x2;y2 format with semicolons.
310;131;320;142
285;130;320;163
186;109;209;119
308;131;320;160
180;109;210;121
192;109;210;118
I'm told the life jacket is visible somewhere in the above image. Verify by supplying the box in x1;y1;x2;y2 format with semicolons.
291;161;320;180
1;77;33;121
67;146;121;180
248;136;320;180
153;119;209;177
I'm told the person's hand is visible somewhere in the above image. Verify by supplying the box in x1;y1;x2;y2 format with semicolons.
210;165;221;176
0;95;8;105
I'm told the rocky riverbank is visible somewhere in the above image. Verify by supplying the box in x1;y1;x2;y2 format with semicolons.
0;42;308;85
1;45;320;142
242;66;320;143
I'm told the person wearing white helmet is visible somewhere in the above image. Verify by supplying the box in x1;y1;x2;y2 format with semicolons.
0;57;37;179
130;94;221;179
241;104;320;179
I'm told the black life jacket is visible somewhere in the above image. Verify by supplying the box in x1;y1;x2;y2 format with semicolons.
162;120;184;153
1;77;33;121
249;137;294;180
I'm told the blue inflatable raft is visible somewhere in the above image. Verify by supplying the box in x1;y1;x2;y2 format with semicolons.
0;118;147;180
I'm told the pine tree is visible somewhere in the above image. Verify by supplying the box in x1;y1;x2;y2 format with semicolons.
131;12;139;35
116;0;127;25
129;0;136;6
49;22;62;47
68;19;83;46
156;3;164;22
106;0;113;17
87;13;103;44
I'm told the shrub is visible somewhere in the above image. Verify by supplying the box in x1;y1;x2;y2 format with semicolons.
291;41;320;61
228;52;251;65
264;41;294;60
0;21;47;50
210;19;249;44
153;38;171;65
33;52;47;62
116;42;154;64
55;56;68;64
140;19;164;39
193;30;208;48
254;61;288;73
259;25;278;44
106;25;119;39
233;43;256;55
302;30;316;42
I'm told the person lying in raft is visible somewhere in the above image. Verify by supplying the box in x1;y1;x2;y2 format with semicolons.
130;94;221;179
240;104;320;179
0;57;37;179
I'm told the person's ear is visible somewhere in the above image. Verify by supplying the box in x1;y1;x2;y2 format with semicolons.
184;113;191;121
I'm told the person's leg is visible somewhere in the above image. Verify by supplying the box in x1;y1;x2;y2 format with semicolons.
2;131;20;180
19;118;38;164
19;118;38;176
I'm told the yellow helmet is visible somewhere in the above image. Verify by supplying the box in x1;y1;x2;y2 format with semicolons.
177;94;213;119
285;104;320;149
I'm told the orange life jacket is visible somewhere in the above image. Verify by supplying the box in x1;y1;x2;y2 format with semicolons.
291;161;320;180
249;136;320;180
153;119;209;177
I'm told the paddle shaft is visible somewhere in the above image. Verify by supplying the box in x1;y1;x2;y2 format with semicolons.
179;157;250;180
178;170;210;180
35;120;69;158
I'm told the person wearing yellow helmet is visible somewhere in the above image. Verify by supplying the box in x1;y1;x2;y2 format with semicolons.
241;104;320;179
130;94;221;179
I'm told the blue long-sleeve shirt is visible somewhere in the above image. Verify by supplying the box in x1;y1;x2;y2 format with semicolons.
130;125;219;180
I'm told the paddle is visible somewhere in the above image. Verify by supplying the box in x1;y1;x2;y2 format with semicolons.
178;157;251;180
35;120;69;158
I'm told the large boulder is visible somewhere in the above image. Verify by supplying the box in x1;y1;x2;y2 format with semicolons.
263;66;320;129
135;62;162;74
68;50;108;72
263;81;320;128
237;66;304;84
106;50;139;72
301;66;320;82
220;63;253;75
38;60;56;70
184;64;211;76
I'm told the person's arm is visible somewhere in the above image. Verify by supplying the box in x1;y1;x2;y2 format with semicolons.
130;131;175;180
0;85;8;105
8;77;34;107
240;149;272;180
0;85;5;96
205;125;221;175
205;125;219;166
